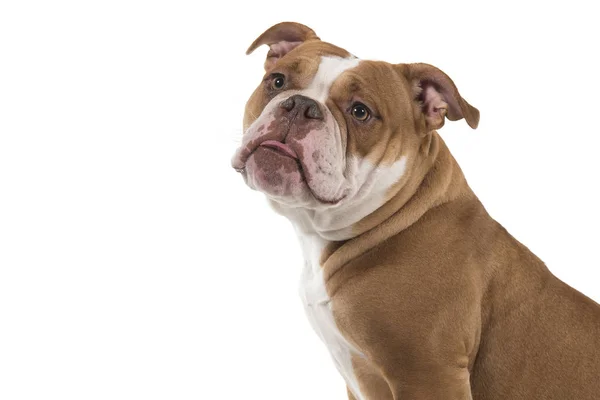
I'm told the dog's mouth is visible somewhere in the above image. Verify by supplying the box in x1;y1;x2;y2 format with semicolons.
259;140;299;160
232;139;298;174
232;131;347;206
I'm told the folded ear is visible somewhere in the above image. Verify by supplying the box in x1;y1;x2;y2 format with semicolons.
397;63;479;131
246;22;320;71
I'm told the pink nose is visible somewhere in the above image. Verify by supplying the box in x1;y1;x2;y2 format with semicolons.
279;95;324;120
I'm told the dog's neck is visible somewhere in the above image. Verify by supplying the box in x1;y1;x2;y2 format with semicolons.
281;132;476;277
351;132;471;238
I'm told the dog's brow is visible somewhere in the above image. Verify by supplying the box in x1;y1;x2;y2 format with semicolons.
347;80;361;94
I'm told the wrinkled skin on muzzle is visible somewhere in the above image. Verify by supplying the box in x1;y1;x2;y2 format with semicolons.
232;89;350;207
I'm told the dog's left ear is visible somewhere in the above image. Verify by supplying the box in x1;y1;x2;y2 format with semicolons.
246;22;320;71
397;63;479;131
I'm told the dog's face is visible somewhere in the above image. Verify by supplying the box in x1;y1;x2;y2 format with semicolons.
232;22;479;239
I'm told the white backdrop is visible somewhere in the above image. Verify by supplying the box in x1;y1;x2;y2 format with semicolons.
1;1;599;399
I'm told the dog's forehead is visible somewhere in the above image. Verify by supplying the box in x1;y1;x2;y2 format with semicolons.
274;41;359;94
277;43;402;104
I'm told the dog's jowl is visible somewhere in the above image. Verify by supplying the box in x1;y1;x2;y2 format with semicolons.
232;22;600;400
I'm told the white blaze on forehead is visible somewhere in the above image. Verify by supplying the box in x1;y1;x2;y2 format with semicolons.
303;56;361;103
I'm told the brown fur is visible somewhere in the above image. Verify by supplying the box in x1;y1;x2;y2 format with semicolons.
328;134;600;398
243;22;600;399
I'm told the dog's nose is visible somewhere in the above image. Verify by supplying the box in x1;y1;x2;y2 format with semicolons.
280;95;324;120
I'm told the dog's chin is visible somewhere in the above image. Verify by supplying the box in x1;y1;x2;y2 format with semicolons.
244;147;347;207
244;147;307;200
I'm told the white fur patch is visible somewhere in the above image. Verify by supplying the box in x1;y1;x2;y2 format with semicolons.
305;155;408;240
302;56;361;103
297;231;366;400
333;156;408;234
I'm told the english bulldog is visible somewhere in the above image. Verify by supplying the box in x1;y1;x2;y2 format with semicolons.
231;22;600;399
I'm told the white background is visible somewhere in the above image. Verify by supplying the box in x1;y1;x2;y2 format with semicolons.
1;1;599;399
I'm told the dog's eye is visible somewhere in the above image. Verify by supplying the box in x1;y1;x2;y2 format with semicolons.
271;75;285;90
351;103;370;121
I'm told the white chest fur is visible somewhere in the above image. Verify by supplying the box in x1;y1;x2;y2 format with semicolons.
297;232;365;400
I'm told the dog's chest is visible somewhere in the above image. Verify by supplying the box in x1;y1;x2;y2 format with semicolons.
297;233;365;400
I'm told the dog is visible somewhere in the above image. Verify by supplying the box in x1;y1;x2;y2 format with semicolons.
231;22;600;399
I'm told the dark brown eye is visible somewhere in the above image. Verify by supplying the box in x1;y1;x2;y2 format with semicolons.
351;103;370;121
272;75;285;90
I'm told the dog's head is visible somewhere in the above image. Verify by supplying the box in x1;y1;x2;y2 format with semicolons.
232;22;478;239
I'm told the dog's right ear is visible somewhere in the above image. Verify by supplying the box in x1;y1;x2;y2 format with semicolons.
246;22;320;71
